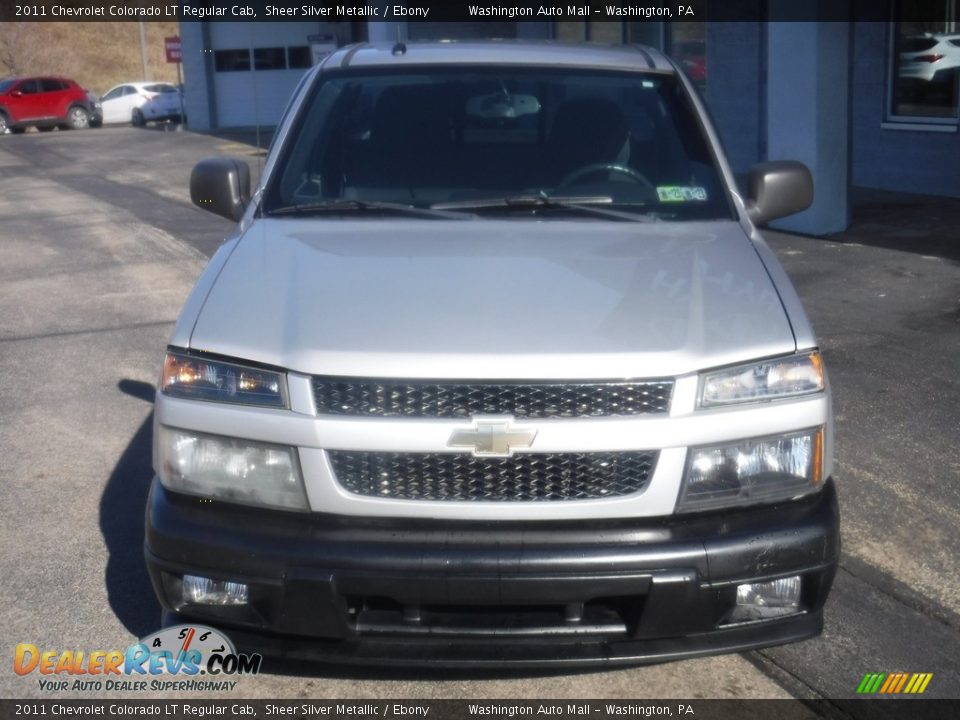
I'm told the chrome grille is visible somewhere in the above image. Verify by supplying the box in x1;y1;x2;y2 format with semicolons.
327;451;658;502
312;379;672;418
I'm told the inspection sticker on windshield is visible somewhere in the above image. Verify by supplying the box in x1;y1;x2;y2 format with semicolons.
657;186;708;202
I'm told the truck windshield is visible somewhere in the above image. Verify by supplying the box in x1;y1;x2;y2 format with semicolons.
265;67;733;221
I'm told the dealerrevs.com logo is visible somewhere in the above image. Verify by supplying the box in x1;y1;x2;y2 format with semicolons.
14;625;262;692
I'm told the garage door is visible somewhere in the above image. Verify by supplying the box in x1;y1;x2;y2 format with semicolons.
209;22;316;128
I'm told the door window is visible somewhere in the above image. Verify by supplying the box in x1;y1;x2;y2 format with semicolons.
17;79;40;94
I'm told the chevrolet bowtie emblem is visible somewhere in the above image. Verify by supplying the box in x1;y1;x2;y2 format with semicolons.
447;418;537;457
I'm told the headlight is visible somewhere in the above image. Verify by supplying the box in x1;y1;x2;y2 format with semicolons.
699;352;824;407
162;351;286;408
677;428;823;513
157;427;308;511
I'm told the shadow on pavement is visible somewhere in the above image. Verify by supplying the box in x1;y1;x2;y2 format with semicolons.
734;179;960;262
134;121;188;135
200;128;273;155
100;380;160;639
117;378;157;403
831;187;960;263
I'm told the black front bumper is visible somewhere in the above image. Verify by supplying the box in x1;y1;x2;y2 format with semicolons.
145;479;839;667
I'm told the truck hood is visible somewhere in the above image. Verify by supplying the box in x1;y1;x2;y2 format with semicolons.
188;219;796;379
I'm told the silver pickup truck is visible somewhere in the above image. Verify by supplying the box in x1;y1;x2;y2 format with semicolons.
146;40;838;667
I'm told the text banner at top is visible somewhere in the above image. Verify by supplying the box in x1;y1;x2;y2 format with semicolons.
0;0;939;24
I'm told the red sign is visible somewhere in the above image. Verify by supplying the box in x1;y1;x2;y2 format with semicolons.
165;36;182;64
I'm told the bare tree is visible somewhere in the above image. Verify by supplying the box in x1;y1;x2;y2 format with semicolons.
0;22;28;76
0;22;55;77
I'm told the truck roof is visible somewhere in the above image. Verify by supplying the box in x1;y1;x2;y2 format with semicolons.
324;40;676;74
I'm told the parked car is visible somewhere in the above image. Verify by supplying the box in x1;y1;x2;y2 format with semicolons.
136;83;183;126
898;33;960;83
99;82;181;126
148;41;837;667
0;76;96;133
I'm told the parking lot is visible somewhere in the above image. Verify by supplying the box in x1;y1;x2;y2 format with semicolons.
0;126;958;705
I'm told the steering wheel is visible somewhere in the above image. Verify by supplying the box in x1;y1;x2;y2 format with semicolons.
557;163;655;192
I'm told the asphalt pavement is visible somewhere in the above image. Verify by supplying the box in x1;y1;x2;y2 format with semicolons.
0;125;957;709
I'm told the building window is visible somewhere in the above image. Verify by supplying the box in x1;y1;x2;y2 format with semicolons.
588;22;624;44
890;0;960;122
288;46;312;69
627;21;665;48
254;47;287;71
554;22;586;43
407;22;518;40
626;21;706;93
553;22;625;44
669;22;707;94
214;49;251;72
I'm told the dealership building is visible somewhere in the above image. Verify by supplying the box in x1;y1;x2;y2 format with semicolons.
179;6;960;235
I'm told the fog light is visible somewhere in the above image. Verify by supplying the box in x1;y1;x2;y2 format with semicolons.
728;575;801;623
182;575;249;606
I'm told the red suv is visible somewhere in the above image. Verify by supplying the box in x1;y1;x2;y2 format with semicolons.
0;76;97;133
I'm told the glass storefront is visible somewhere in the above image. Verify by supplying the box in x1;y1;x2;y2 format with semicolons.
890;0;960;121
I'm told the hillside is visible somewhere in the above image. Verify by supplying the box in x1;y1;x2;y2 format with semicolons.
0;22;179;96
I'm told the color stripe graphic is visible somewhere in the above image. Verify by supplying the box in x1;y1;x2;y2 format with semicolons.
857;672;933;694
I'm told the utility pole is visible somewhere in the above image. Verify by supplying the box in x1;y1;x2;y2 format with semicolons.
138;21;149;79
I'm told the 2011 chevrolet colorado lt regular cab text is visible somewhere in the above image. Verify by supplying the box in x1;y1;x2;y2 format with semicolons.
145;41;839;667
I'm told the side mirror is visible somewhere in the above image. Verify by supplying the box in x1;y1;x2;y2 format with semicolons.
11;90;22;97
745;161;813;226
190;157;251;222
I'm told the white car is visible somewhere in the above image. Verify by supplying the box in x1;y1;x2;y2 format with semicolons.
898;33;960;83
137;84;184;126
98;82;182;126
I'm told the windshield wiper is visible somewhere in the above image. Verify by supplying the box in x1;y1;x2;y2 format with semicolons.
267;199;472;220
432;193;655;222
